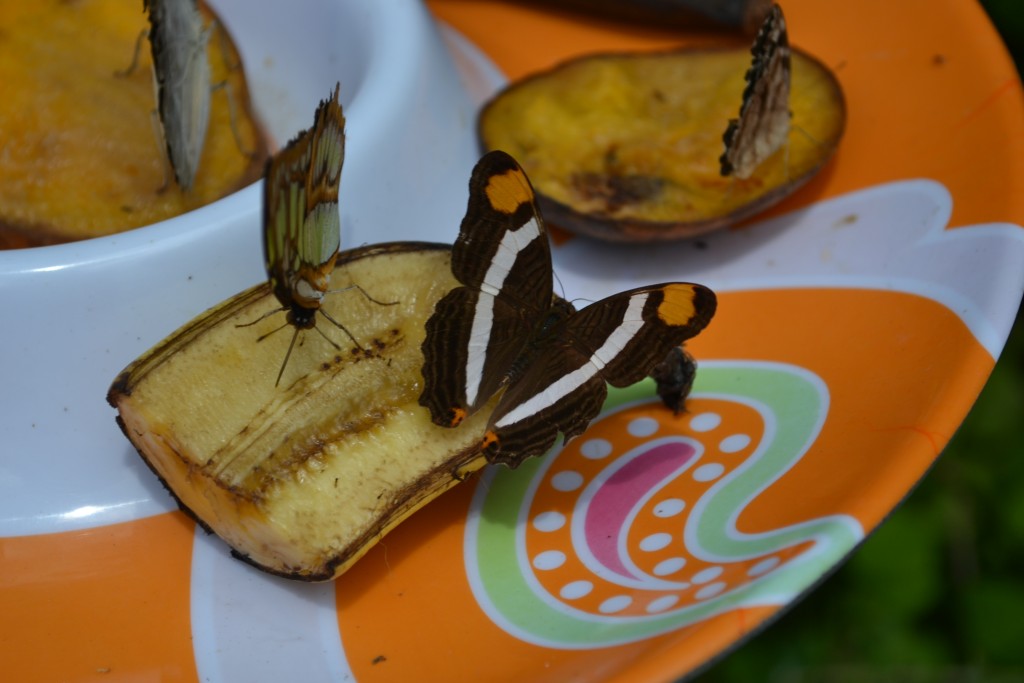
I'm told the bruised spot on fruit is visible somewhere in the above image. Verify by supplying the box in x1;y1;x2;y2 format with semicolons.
570;172;664;215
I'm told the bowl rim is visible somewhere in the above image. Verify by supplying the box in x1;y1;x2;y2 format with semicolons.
0;0;424;276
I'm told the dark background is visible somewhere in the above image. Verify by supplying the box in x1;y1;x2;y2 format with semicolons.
703;2;1024;680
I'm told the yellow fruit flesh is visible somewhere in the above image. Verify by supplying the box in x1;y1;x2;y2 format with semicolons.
0;0;267;248
479;46;845;241
109;244;492;581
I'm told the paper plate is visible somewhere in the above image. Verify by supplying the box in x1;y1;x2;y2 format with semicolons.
2;1;1022;682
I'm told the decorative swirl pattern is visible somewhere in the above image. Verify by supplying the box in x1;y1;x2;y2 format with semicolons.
464;361;864;648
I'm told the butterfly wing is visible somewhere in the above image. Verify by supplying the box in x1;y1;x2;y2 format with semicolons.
420;151;554;426
263;85;344;313
484;283;717;467
146;0;212;191
720;3;791;179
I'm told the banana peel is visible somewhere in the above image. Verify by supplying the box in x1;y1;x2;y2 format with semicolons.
108;243;496;581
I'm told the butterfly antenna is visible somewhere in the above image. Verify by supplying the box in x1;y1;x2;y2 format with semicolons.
319;309;364;350
552;270;567;301
275;327;302;387
114;29;149;78
312;323;342;351
211;78;257;158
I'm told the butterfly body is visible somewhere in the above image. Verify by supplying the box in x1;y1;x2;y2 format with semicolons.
243;84;351;385
145;0;213;190
264;85;344;324
420;151;716;467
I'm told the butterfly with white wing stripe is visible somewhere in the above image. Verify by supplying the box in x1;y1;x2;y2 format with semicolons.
419;151;717;467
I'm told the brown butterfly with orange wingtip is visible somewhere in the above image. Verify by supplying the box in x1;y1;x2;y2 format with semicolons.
419;151;717;468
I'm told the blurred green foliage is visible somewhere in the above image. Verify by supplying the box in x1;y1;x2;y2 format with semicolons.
701;5;1023;678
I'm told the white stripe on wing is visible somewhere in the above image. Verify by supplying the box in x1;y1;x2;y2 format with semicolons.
494;293;648;428
464;217;542;406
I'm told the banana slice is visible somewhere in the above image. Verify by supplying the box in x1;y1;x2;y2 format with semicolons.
108;243;493;581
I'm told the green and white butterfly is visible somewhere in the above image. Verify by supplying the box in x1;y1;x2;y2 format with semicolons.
243;84;388;385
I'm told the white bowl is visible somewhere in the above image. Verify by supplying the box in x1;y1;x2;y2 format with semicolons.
0;0;497;536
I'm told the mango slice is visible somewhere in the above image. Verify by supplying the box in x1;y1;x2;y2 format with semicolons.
478;45;845;242
0;0;268;248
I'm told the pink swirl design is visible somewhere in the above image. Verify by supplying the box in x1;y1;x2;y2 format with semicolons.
582;440;698;581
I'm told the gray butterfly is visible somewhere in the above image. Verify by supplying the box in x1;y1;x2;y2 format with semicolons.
720;4;791;180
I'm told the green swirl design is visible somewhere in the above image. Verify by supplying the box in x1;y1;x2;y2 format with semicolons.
464;361;864;648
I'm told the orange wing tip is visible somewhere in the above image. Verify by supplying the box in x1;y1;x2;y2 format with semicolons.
657;284;700;326
482;430;501;453
484;166;532;215
448;406;468;427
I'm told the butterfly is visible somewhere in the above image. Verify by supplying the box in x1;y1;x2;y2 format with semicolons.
241;84;370;386
144;0;214;191
419;151;717;468
719;3;791;179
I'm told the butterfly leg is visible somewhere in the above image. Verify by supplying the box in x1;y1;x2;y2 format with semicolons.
149;109;172;194
236;306;289;330
211;79;257;159
114;29;149;78
318;308;364;351
205;20;258;160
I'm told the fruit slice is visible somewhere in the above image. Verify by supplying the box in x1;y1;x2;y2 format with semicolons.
478;43;845;242
0;0;268;248
108;243;496;581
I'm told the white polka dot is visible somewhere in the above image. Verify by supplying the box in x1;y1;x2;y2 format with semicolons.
748;556;781;577
693;463;725;482
532;550;566;570
653;557;687;576
653;498;686;518
627;417;659;437
639;533;673;552
719;434;752;453
690;566;724;584
532;511;566;532
599;595;633;614
646;595;680;613
580;439;613;460
694;581;726;600
689;412;721;432
550;470;584;492
560;581;593;599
